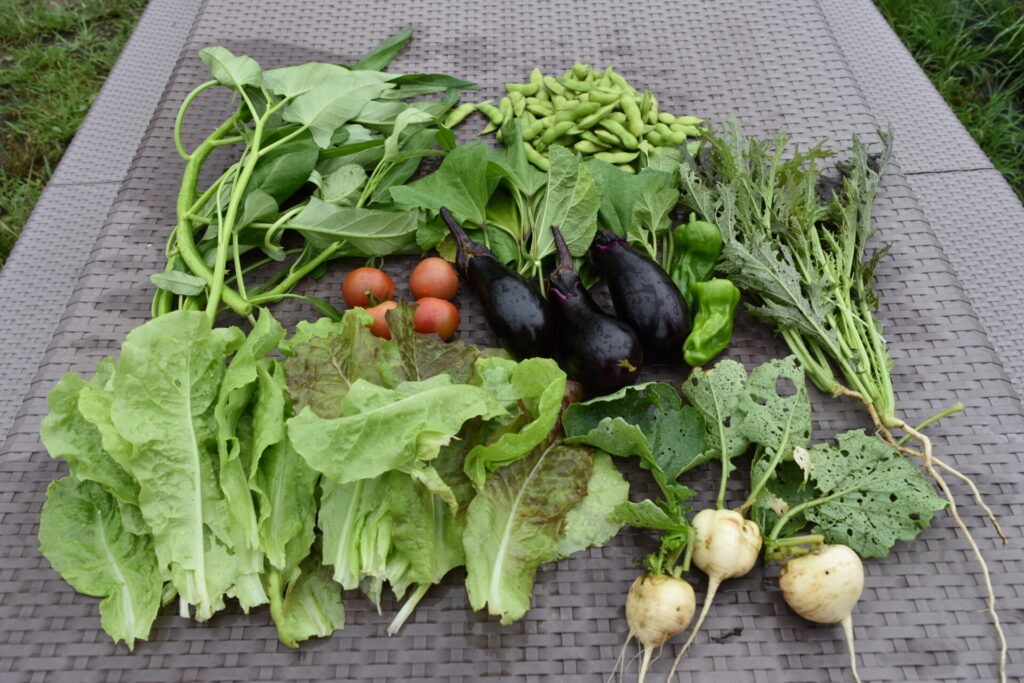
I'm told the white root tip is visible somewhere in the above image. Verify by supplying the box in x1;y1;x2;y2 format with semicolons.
608;632;632;683
840;614;862;683
637;646;653;683
665;576;721;681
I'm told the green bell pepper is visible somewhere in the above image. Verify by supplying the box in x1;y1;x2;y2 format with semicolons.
684;278;741;366
670;214;723;312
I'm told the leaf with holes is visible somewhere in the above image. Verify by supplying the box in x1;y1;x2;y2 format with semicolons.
802;430;947;558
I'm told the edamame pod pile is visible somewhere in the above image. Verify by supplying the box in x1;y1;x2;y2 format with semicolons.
444;63;706;173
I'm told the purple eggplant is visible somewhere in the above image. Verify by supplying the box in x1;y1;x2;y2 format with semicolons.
548;226;642;395
588;229;690;362
440;207;556;360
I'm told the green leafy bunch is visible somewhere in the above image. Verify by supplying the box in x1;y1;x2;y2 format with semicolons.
152;29;478;322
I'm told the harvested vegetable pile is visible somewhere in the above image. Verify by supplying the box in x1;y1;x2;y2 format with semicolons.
39;304;627;647
34;27;1009;683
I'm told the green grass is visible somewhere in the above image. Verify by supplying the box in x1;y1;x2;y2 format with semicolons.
0;0;147;268
875;0;1024;201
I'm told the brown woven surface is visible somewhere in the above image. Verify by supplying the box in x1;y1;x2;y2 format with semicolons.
1;0;1021;681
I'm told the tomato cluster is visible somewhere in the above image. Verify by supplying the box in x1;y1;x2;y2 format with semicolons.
341;258;461;340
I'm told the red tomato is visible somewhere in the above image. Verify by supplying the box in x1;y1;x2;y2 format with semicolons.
342;267;394;308
366;300;398;339
409;257;459;300
413;297;460;339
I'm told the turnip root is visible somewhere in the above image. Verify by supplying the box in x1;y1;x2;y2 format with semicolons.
666;508;762;678
780;544;864;683
624;574;696;682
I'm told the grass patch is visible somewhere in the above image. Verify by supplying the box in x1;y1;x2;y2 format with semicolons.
0;0;147;268
875;0;1024;201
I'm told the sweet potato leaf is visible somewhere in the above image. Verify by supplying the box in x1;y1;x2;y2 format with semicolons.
389;143;494;225
532;145;600;260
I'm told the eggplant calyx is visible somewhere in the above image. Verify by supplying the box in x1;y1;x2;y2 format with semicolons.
440;206;492;274
548;225;580;295
592;229;627;248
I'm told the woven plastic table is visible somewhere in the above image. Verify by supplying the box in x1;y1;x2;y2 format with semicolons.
1;1;1021;681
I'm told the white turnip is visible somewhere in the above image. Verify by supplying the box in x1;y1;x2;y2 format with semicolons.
666;508;762;678
623;574;696;682
779;544;864;683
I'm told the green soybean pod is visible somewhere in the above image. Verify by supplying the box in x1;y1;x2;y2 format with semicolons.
589;88;620;105
543;75;566;95
534;85;550;101
674;115;705;125
552;94;571;111
559;76;593;93
527;101;553;117
608;70;637;95
574;140;603;154
599;119;638;149
555;100;601;123
669;122;687;133
524;142;550;170
593;128;621;146
654;122;671;136
667;130;688;145
529;67;544;87
659;111;678;125
643;92;659;124
522;118;545;141
677;124;703;137
597;65;614;88
576;102;617;130
609;111;627;124
580;130;610;147
572;62;590;79
620;94;645;137
617;163;637;174
594;150;639;164
508;91;526;117
442;102;476;129
506;81;540;96
645;131;665;145
477;102;503;125
498;97;514;123
539;120;575;145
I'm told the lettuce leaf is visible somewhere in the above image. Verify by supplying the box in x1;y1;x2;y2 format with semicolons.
110;312;248;620
269;559;345;648
38;477;162;649
463;356;567;487
288;375;506;484
463;442;593;624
